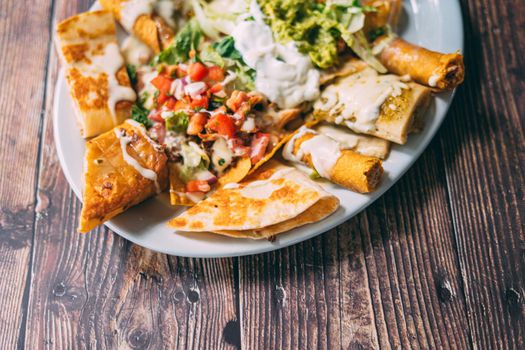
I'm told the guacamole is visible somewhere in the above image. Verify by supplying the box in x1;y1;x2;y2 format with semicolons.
257;0;369;69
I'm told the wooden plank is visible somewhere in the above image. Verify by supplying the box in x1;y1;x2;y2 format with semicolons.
239;143;471;348
440;1;525;348
0;0;54;348
23;1;240;348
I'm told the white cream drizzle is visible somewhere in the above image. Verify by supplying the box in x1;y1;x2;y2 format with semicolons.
121;35;153;66
230;0;320;109
428;72;440;87
282;126;342;179
314;68;409;133
114;127;161;193
120;0;155;32
154;0;177;28
90;43;137;124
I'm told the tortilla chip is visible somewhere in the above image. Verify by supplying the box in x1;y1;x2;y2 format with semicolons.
79;120;168;233
168;163;195;206
218;157;252;186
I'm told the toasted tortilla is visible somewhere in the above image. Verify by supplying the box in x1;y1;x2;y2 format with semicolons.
56;11;136;138
99;0;174;53
168;161;339;238
314;123;390;159
314;67;431;144
79;120;168;233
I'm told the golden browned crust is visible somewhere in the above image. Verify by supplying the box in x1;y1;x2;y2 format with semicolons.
78;122;168;233
291;133;384;193
376;37;465;91
213;196;340;239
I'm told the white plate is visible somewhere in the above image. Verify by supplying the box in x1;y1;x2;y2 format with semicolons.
54;0;463;257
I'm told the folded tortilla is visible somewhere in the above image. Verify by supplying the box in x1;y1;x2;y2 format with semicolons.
314;123;390;159
79;120;168;233
56;11;136;138
283;126;383;193
314;67;431;144
100;0;175;53
374;36;465;91
168;161;339;239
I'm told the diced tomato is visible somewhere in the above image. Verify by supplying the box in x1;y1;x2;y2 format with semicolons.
150;123;166;144
188;62;208;81
174;97;190;111
208;66;224;82
207;113;235;139
190;96;209;110
209;83;223;94
187;112;208;135
151;74;173;94
186;180;211;193
226;90;249;112
249;133;270;164
148;110;164;123
164;96;177;110
157;92;169;105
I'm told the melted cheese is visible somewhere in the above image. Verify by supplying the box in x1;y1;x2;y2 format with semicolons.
315;68;409;133
231;0;320;109
154;0;176;28
90;43;137;124
282;126;342;179
121;35;153;66
120;0;154;32
115;127;161;193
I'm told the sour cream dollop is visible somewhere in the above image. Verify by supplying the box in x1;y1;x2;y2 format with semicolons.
231;1;320;109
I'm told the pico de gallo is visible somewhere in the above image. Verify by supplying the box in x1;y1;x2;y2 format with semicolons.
130;54;277;199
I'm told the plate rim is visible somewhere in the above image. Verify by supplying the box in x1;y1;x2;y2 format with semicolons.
53;0;464;257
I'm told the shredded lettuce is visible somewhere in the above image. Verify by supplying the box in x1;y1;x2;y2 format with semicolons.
190;0;248;39
201;36;256;90
154;20;202;65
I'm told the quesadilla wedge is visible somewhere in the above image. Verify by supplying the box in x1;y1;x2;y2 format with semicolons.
314;67;432;144
99;0;175;53
56;11;136;138
168;161;339;239
79;120;168;233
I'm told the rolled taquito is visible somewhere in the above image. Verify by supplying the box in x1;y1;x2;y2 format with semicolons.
283;126;383;193
374;36;465;90
314;123;391;159
314;67;432;144
100;0;175;53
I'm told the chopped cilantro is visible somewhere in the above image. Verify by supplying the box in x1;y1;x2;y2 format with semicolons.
131;102;152;129
126;64;137;85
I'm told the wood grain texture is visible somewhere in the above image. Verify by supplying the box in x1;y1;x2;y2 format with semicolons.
0;0;54;348
22;1;239;349
438;1;525;349
238;143;472;349
0;0;522;349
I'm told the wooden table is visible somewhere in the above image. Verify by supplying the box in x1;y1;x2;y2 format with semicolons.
0;0;523;348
